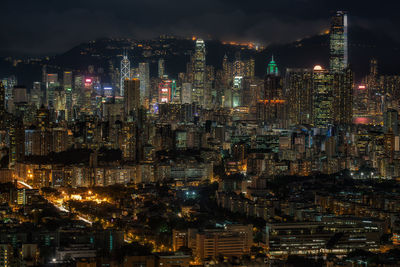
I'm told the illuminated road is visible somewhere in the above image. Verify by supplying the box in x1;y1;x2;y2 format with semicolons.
17;180;33;189
17;180;93;225
17;180;133;243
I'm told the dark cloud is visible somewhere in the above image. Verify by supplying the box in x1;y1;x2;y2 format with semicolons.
0;0;398;55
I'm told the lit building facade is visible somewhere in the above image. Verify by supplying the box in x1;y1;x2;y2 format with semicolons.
313;65;334;128
329;11;348;73
193;39;206;105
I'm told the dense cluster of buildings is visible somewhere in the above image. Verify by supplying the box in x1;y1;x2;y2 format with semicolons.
1;10;400;267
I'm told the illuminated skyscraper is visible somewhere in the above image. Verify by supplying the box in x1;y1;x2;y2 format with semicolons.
158;58;165;78
181;83;192;104
63;71;73;121
46;73;58;108
329;11;348;73
285;68;313;125
233;52;244;77
333;68;353;125
158;79;176;103
31;82;41;108
124;78;140;119
120;52;131;96
138;62;150;105
384;109;398;135
193;39;206;105
267;55;279;76
313;65;334;128
257;57;285;127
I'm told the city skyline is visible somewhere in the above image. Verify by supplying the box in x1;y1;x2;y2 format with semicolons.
1;0;400;55
2;7;400;267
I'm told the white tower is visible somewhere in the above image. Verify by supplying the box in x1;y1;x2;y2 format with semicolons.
120;51;131;96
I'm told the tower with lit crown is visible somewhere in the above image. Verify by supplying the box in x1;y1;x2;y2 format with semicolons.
257;56;285;127
267;56;279;76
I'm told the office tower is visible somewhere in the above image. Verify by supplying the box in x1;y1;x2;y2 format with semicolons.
193;39;206;105
138;62;150;104
120;52;130;96
3;76;16;112
13;86;28;121
63;71;73;121
330;11;348;73
313;65;334;128
79;77;95;116
158;58;165;78
181;83;192;104
31;82;41;108
46;73;58;108
233;52;244;77
124;78;140;119
158;79;176;103
365;58;380;95
267;55;279;76
333;67;353;125
285;68;313;125
257;57;285;127
232;76;242;107
384;109;399;135
244;58;255;78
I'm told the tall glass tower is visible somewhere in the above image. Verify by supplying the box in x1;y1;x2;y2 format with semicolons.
193;39;206;105
313;65;334;128
329;11;348;73
120;51;131;96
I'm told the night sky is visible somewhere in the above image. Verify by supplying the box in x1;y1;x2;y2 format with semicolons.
1;0;399;55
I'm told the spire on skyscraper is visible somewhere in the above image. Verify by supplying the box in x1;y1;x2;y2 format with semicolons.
267;56;279;76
